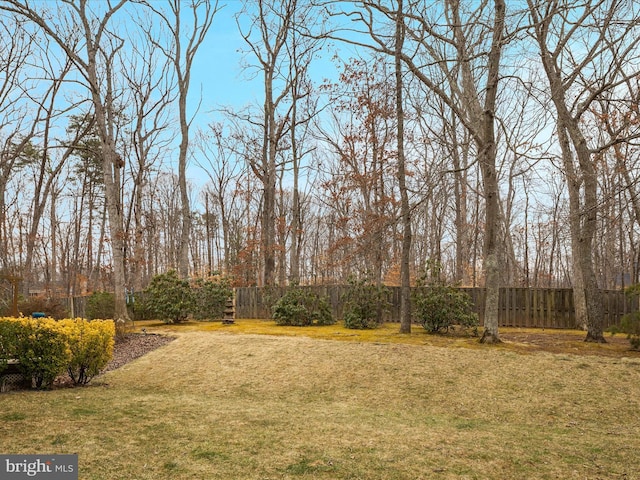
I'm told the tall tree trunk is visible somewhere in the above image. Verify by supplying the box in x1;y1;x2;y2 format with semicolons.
49;189;57;289
289;87;301;284
557;126;588;329
277;175;287;285
477;0;506;343
81;4;131;334
262;64;278;287
451;119;470;285
529;1;607;343
563;119;605;342
177;86;191;278
396;0;412;333
0;178;7;272
132;173;145;292
143;0;218;278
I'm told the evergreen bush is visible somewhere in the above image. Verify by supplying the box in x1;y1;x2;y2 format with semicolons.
342;275;389;329
192;276;233;321
143;270;193;323
412;262;478;335
614;284;640;350
12;317;71;389
272;284;334;326
61;319;115;385
128;291;155;321
86;291;115;320
615;312;640;350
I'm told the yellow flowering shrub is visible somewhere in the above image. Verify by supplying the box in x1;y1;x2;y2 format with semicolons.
9;316;71;389
60;319;115;385
0;317;115;389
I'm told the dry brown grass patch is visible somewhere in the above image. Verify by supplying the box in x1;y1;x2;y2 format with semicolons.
2;327;639;479
137;319;640;358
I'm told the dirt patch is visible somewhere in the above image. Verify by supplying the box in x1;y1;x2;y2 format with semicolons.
499;330;637;357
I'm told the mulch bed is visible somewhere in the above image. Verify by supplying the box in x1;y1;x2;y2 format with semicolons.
104;333;176;372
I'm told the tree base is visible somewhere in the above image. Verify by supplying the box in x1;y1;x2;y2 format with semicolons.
479;330;502;344
584;332;607;344
114;318;132;340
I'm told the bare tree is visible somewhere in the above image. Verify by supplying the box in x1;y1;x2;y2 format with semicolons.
332;0;507;341
284;13;322;285
395;0;412;333
527;0;640;342
142;0;219;279
20;52;94;296
122;9;177;291
0;13;37;273
1;0;134;332
237;0;299;286
194;123;246;276
318;56;398;285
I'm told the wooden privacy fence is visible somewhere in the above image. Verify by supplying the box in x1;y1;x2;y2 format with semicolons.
234;286;640;329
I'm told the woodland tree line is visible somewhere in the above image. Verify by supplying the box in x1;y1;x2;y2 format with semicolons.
0;0;639;342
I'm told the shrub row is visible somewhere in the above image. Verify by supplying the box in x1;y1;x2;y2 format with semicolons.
0;317;115;389
81;271;234;323
270;271;478;334
141;270;233;323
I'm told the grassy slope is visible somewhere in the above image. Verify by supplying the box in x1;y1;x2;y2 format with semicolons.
1;324;639;479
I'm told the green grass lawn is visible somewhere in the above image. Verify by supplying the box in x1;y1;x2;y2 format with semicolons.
1;325;639;479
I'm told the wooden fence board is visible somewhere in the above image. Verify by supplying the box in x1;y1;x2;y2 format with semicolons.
233;286;638;329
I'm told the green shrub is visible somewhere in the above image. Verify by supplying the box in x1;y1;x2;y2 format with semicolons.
143;270;193;323
192;276;233;321
12;317;71;389
128;291;155;321
413;263;478;335
0;317;115;388
616;312;640;350
272;285;334;326
136;273;234;322
61;319;115;385
617;284;640;350
86;291;115;320
262;285;284;318
0;319;21;375
342;275;389;329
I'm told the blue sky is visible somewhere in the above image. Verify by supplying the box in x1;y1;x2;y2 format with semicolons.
184;1;344;188
189;4;257;117
187;1;344;124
